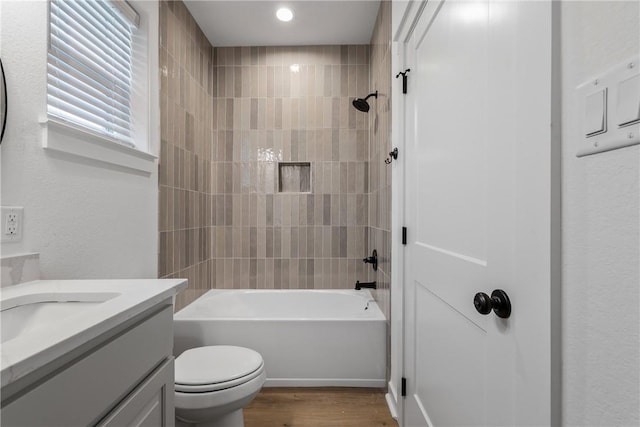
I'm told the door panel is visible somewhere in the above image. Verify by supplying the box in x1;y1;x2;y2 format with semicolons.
402;0;554;426
414;282;487;426
414;0;488;263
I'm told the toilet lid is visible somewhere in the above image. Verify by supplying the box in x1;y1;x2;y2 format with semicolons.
175;346;263;387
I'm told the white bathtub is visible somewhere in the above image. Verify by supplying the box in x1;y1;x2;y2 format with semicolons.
173;289;387;387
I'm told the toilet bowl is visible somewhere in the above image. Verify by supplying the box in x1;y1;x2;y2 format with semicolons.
174;345;266;427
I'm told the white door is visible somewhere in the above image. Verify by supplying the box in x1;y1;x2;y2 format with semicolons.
402;0;557;426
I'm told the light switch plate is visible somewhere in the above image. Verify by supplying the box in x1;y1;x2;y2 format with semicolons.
576;56;640;157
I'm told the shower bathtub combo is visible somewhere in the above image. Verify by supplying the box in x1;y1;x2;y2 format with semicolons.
173;289;387;388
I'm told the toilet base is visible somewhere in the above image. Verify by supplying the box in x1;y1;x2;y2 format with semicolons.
176;409;244;427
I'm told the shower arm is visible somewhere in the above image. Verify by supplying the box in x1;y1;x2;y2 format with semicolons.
364;91;378;101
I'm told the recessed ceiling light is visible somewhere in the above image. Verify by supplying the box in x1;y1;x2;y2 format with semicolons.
276;7;293;22
289;64;300;73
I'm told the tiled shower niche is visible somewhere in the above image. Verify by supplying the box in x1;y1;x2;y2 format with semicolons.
279;163;311;193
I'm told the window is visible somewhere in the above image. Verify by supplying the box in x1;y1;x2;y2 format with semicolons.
47;0;140;147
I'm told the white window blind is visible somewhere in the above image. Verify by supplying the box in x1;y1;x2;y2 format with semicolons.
48;0;140;146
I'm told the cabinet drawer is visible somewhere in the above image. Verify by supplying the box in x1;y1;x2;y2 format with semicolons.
98;358;174;427
2;305;173;426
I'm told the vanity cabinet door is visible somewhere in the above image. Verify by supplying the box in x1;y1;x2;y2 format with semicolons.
98;358;175;427
1;305;173;426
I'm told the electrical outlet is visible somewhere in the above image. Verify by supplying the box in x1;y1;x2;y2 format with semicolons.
1;207;24;243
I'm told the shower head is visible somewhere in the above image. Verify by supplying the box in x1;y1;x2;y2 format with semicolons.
352;91;378;113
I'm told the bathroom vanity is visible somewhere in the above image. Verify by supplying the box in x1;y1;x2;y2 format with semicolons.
0;279;187;426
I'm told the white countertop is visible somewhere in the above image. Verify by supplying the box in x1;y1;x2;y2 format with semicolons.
0;279;187;388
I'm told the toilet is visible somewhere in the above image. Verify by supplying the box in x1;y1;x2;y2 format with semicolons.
174;345;266;427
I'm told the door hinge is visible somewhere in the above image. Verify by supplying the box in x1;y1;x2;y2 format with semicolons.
402;227;407;245
401;377;407;397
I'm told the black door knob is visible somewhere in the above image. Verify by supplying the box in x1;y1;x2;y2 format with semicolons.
473;292;493;314
473;289;511;319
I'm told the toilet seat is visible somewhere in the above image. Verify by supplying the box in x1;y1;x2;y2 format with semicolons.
175;346;264;393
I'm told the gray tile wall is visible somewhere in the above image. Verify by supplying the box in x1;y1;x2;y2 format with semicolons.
368;1;392;328
158;0;216;309
209;45;371;297
158;1;376;311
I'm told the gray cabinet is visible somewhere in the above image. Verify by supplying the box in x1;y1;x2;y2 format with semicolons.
98;359;174;427
1;304;175;427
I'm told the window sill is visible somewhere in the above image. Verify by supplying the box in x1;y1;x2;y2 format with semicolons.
42;118;157;174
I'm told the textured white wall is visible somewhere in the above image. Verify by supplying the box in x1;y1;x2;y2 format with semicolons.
0;1;159;280
562;2;640;425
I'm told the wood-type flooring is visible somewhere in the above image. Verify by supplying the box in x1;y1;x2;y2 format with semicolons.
244;387;397;427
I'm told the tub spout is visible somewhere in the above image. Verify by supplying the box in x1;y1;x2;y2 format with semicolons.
355;281;377;290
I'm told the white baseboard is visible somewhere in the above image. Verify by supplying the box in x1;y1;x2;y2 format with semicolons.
386;392;399;421
386;380;399;421
263;378;386;388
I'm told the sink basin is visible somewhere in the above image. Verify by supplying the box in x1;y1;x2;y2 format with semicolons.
1;279;187;390
1;292;119;344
